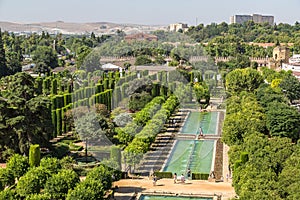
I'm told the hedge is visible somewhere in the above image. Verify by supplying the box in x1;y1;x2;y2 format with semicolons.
192;173;209;180
29;144;41;168
154;171;173;179
124;95;179;155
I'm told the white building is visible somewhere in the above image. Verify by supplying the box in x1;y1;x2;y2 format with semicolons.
169;23;188;32
230;14;274;25
289;54;300;65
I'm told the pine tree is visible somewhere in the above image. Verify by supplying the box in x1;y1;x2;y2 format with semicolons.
0;28;8;77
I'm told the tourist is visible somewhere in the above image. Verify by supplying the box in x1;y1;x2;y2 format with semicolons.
173;173;177;183
209;171;215;179
153;175;157;186
187;168;191;179
180;174;185;183
149;169;154;180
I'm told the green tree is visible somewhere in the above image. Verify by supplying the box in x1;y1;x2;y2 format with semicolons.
0;29;8;78
279;73;300;103
76;45;92;68
278;146;300;199
128;91;153;112
33;46;58;69
193;82;210;107
222;94;266;146
134;55;152;65
266;102;300;141
74;111;106;162
225;68;264;95
6;51;21;75
33;62;50;74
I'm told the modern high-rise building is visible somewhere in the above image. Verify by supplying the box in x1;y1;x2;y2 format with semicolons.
230;14;274;25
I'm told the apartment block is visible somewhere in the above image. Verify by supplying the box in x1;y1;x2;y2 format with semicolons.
230;14;274;25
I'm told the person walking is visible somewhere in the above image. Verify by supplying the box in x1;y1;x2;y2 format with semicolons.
173;173;177;184
180;174;185;183
153;175;157;186
187;168;191;180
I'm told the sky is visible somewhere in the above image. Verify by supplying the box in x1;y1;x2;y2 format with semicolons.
0;0;299;25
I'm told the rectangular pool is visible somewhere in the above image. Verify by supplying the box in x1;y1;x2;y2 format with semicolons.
162;140;214;175
181;112;219;135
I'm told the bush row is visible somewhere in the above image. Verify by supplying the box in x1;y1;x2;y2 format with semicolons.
124;95;179;156
192;173;209;180
154;171;173;179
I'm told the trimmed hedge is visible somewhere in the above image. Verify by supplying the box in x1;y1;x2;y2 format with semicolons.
29;144;41;168
192;173;209;180
154;171;173;179
124;95;179;155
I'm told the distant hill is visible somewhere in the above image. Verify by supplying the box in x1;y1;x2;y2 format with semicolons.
0;21;167;35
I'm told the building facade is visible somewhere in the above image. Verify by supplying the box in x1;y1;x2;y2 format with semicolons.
169;23;188;32
230;14;274;25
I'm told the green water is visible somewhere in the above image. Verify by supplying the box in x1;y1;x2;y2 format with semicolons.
163;140;214;175
139;195;213;200
181;112;219;135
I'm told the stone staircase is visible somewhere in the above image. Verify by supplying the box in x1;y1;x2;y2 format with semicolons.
134;133;175;174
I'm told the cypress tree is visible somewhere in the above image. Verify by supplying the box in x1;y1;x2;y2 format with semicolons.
0;29;8;78
56;109;62;136
51;79;58;95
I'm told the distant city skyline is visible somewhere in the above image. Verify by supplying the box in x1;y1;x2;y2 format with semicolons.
0;0;299;25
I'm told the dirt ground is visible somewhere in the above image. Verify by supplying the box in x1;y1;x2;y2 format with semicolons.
113;177;236;200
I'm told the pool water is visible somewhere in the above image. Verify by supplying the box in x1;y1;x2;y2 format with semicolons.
163;140;214;175
181;112;219;135
139;195;213;200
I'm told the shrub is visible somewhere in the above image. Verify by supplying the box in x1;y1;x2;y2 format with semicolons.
16;167;51;197
6;154;29;180
44;169;80;199
0;168;14;190
66;179;104;200
192;173;209;180
29;144;41;168
60;156;76;170
154;171;173;179
0;189;16;200
85;165;113;190
40;157;61;174
25;193;51;200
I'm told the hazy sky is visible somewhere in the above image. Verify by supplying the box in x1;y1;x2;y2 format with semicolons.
0;0;299;25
